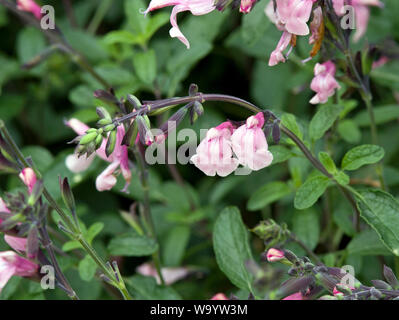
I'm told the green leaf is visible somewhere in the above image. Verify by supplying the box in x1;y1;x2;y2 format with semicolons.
337;119;361;144
16;27;46;72
162;225;190;267
247;181;292;211
86;222;104;244
21;146;54;173
292;209;320;250
241;0;270;45
269;145;295;165
354;105;399;127
341;144;385;171
334;171;350;186
309;104;343;140
347;229;391;256
103;30;137;45
355;189;399;256
133;49;157;84
127;275;182;300
294;175;330;210
78;255;97;282
107;232;158;256
318;152;337;175
62;240;82;252
213;207;253;292
281;113;303;141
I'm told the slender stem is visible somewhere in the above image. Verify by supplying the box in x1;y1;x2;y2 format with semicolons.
132;146;165;285
0;120;131;300
290;233;323;265
114;93;364;228
87;0;113;35
38;224;79;299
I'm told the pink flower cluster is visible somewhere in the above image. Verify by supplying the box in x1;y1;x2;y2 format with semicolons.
143;0;258;49
265;0;317;66
190;113;273;176
0;168;39;293
332;0;383;42
65;119;131;192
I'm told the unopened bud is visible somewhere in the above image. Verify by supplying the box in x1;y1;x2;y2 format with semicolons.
98;118;112;126
79;131;98;145
103;124;116;132
383;265;399;289
266;248;285;262
96;107;112;120
189;83;198;96
105;130;117;157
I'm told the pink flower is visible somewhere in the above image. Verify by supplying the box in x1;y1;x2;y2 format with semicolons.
136;263;190;285
65;119;131;192
191;122;239;177
0;251;38;292
372;56;389;69
0;197;10;215
17;0;42;20
19;168;37;194
266;0;317;66
331;0;345;15
211;293;228;300
275;0;316;36
266;248;285;262
0;198;33;260
4;236;27;253
282;291;305;300
231;113;273;171
143;0;216;49
269;31;293;66
310;61;340;104
240;0;257;13
332;0;383;42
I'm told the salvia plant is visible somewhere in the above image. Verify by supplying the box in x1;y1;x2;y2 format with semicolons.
0;0;399;301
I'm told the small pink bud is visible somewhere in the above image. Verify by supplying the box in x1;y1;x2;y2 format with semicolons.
211;293;228;300
240;0;257;13
19;168;37;194
17;0;42;20
266;248;285;262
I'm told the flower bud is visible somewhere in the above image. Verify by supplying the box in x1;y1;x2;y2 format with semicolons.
103;124;116;132
60;177;76;218
19;168;37;194
266;248;285;262
188;83;198;96
79;131;98;145
272;121;281;144
371;279;392;290
383;265;399;289
96;106;112;120
97;118;112;126
126;94;142;109
105;130;117;158
95;134;104;149
94;90;119;105
122;121;139;147
137;116;154;146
